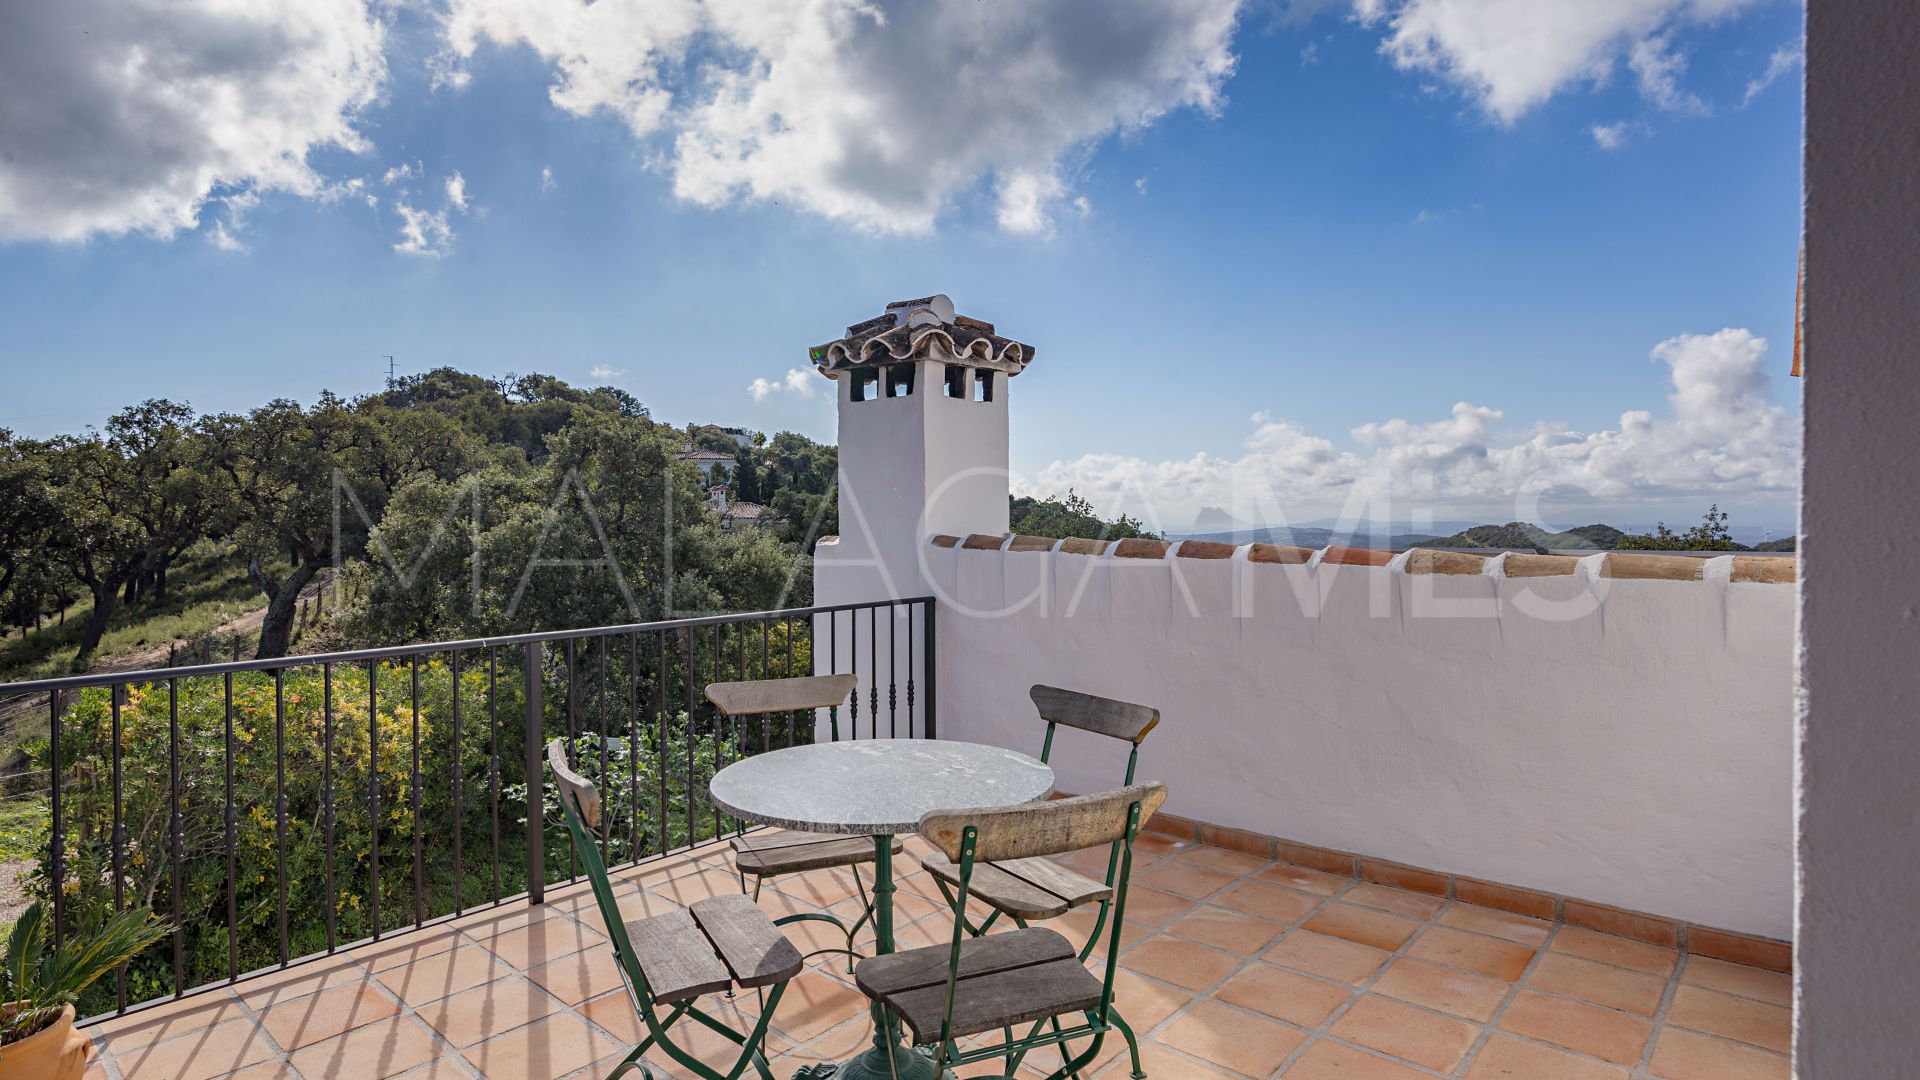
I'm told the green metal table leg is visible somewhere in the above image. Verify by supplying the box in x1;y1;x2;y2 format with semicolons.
793;835;949;1080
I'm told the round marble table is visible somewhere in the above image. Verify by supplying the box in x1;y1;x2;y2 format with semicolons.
709;739;1055;1080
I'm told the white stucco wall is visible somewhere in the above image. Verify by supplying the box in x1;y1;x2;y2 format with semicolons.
823;541;1796;939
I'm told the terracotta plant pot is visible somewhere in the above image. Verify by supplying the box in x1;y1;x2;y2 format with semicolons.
0;1005;90;1080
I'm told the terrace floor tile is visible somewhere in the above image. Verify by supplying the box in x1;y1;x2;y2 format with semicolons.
255;981;400;1052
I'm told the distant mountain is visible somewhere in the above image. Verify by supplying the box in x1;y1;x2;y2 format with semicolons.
1753;536;1797;552
1425;522;1628;552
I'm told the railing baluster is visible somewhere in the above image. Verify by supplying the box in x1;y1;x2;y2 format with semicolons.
452;650;464;916
410;656;423;927
168;677;183;995
111;683;126;1011
845;609;857;734
888;602;898;737
369;659;381;939
523;643;545;904
759;618;771;756
684;627;695;848
712;624;725;838
628;633;639;865
869;605;879;737
655;630;668;857
489;647;501;904
907;604;917;738
924;599;938;740
598;636;610;853
323;663;336;952
565;639;577;881
224;672;237;981
48;691;64;951
276;668;289;964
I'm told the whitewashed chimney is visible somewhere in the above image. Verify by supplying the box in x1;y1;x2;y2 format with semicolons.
811;294;1034;601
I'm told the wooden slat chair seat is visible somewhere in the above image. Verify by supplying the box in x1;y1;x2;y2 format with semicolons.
705;674;888;969
628;894;803;1004
855;927;1102;1043
855;783;1168;1080
733;830;903;877
917;853;1110;920
547;739;799;1080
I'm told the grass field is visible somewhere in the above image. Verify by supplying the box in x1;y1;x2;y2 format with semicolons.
0;795;44;865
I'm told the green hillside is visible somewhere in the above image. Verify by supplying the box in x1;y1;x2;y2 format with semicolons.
1425;521;1628;552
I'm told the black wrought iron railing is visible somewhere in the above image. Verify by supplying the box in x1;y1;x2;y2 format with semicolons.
0;596;934;1024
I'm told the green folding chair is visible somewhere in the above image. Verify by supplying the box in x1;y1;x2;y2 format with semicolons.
706;674;899;969
921;684;1159;1077
854;783;1168;1080
548;739;802;1080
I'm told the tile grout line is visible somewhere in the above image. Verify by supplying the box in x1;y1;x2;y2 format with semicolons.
1445;919;1564;1079
1632;952;1689;1080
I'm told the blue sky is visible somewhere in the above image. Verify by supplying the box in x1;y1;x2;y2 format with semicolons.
0;0;1804;531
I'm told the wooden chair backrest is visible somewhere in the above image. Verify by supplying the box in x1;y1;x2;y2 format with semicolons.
1029;685;1159;745
547;738;603;828
919;783;1167;864
705;674;858;718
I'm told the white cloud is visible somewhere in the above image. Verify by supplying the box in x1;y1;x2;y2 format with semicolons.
1135;177;1150;196
0;0;386;243
445;172;469;212
436;0;1241;235
541;165;556;191
391;167;470;257
1628;34;1708;114
589;364;624;381
1743;43;1802;106
1357;0;1761;124
748;368;820;402
393;201;455;257
1590;121;1635;149
207;222;248;253
1030;328;1796;523
382;162;419;186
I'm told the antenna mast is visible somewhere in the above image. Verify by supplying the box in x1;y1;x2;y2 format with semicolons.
383;355;396;389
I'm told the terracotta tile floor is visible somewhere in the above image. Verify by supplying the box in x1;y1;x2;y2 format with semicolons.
82;833;1792;1080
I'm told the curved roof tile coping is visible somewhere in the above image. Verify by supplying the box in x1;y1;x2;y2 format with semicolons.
1500;553;1581;577
810;294;1033;378
1601;552;1705;581
1057;537;1112;556
922;534;1797;582
1731;555;1796;583
1248;543;1315;565
1320;545;1395;567
1404;549;1490;576
1112;538;1172;559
